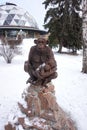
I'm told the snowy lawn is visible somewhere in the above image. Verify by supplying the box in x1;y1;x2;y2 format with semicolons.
0;39;87;130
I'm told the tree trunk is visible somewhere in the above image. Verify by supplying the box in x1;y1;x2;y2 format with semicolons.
58;40;63;53
58;41;63;53
82;43;87;73
82;0;87;73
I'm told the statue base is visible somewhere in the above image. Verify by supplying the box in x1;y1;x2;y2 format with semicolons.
5;82;77;130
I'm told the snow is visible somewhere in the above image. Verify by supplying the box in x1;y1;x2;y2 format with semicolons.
0;39;87;130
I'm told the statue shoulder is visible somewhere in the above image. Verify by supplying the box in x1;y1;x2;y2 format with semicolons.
45;46;52;51
30;45;36;52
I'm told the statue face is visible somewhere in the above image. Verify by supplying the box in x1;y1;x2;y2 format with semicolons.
37;40;46;51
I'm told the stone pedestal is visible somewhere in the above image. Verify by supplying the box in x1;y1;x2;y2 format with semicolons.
5;83;77;130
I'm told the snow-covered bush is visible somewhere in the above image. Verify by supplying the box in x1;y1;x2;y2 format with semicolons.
0;33;23;63
0;39;22;63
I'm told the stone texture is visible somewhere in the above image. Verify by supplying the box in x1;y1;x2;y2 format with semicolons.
4;82;77;130
5;123;16;130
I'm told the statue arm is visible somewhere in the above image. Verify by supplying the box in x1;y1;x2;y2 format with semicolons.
47;47;57;67
24;47;35;73
40;67;57;78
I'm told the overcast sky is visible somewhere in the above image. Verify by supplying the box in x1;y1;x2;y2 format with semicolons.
0;0;46;30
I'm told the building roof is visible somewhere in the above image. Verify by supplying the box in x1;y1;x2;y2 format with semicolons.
0;2;38;28
0;2;47;35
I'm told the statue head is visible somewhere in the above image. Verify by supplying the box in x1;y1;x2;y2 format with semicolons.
34;37;48;51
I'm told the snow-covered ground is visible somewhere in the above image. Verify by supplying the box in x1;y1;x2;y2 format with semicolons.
0;39;87;130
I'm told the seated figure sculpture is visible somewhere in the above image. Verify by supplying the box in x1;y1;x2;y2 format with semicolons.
24;37;57;87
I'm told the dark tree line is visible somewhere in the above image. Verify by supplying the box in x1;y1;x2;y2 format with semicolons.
43;0;82;54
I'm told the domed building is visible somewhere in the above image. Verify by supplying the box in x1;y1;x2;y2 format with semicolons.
0;2;47;38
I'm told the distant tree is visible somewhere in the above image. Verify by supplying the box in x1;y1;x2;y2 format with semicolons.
82;0;87;73
43;0;82;53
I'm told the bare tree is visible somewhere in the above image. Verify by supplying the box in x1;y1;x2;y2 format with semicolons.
0;35;22;63
82;0;87;73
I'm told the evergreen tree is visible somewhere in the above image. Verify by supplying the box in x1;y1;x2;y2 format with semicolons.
43;0;82;53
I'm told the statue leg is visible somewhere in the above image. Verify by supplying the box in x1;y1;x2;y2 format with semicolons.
42;72;58;86
26;64;37;84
